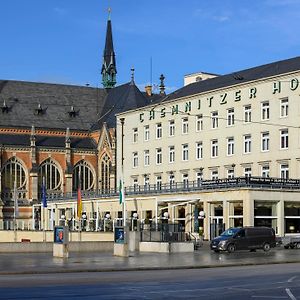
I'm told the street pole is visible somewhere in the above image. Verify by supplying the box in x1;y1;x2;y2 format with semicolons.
120;117;126;228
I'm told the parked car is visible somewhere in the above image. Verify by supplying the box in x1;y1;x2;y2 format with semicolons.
281;236;300;249
210;227;276;253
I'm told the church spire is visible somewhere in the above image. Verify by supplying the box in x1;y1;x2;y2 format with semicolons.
101;8;117;89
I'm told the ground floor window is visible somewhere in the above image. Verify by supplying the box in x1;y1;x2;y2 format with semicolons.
254;201;277;233
228;202;243;228
285;202;300;233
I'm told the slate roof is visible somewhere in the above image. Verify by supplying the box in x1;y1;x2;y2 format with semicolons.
0;78;163;134
91;81;155;130
0;80;108;131
0;134;96;149
164;56;300;102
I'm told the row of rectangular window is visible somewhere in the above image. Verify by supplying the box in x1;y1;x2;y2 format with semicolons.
133;163;290;187
132;98;289;142
132;129;289;166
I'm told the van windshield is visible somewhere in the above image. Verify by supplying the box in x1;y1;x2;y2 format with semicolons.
220;228;241;237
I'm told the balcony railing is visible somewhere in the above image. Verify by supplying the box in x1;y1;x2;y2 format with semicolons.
44;176;300;202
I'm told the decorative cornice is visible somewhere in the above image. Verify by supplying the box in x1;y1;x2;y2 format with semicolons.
0;127;89;137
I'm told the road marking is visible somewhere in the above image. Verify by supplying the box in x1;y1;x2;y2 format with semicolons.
287;276;297;283
286;288;296;300
251;296;287;299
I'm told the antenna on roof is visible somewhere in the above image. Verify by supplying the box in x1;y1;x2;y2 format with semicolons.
150;57;153;86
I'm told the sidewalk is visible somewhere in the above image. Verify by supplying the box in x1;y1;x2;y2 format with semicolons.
1;243;300;275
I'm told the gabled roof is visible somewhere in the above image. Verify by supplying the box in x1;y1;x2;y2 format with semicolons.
91;81;151;130
164;56;300;102
0;80;107;131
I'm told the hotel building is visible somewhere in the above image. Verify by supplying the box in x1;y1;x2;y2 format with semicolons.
115;57;300;239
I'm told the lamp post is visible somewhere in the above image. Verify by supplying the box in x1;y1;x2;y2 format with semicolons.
132;212;138;231
82;213;87;231
120;117;126;227
104;213;110;232
60;214;66;226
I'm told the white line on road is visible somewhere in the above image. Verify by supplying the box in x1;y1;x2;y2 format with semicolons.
286;288;296;300
287;276;297;283
251;296;287;299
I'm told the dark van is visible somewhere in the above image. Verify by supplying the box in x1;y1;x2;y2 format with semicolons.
210;227;276;253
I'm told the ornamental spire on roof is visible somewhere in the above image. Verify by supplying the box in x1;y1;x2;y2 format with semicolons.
101;8;117;89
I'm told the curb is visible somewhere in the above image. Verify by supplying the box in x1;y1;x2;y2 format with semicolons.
1;259;300;276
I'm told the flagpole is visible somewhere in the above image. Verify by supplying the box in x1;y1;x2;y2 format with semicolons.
77;170;82;241
13;181;17;242
42;177;46;242
41;177;48;241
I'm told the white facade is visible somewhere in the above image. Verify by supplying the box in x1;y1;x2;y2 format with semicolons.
114;63;300;238
117;71;300;186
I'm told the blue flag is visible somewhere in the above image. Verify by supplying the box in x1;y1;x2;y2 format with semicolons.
42;178;47;208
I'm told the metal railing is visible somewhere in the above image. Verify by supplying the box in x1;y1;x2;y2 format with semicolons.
140;222;186;243
44;176;300;201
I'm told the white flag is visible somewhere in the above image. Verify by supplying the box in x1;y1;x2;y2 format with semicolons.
13;181;19;218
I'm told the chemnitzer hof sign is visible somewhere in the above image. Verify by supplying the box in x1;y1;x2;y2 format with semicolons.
139;78;299;123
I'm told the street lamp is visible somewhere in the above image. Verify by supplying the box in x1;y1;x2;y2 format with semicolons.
198;211;205;219
60;214;66;226
163;211;169;219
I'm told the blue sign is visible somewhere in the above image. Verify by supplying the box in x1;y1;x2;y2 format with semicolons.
115;227;125;244
54;226;65;244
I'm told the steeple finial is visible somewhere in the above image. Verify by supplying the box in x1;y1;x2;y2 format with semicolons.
108;7;111;20
101;11;117;89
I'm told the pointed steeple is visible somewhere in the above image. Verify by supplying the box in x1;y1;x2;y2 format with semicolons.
101;9;117;89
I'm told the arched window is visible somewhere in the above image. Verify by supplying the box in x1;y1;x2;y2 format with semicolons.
101;154;111;192
73;160;95;191
38;159;62;192
1;157;27;202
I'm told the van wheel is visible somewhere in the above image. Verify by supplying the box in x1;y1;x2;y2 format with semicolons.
227;244;236;253
214;250;220;253
284;245;290;249
263;243;271;252
296;243;300;249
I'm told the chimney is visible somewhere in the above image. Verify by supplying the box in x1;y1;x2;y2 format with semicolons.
145;85;152;97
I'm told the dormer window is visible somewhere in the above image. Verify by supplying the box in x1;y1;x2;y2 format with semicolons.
1;100;9;113
68;106;78;118
35;103;45;115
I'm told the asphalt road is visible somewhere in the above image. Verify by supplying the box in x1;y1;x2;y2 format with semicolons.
1;263;300;299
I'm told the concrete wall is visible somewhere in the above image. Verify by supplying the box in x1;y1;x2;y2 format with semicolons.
0;230;114;243
139;242;194;253
0;241;114;253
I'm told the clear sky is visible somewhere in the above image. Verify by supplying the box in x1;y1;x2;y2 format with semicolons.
1;0;300;92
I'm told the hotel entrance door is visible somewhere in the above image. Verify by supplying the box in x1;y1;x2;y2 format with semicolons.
210;217;225;240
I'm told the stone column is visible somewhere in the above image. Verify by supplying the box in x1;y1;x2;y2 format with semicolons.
223;199;229;230
277;199;284;236
64;128;73;195
243;191;254;226
30;126;38;203
185;203;193;233
203;201;209;240
30;172;38;202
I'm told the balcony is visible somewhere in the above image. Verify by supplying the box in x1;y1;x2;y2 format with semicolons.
45;176;300;202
